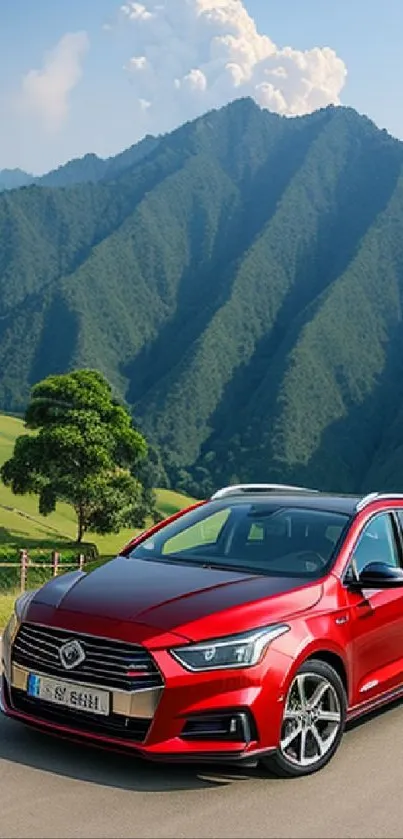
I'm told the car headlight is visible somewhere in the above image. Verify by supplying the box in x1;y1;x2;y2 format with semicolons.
3;611;18;644
2;591;37;682
169;624;290;671
4;590;37;643
15;590;36;620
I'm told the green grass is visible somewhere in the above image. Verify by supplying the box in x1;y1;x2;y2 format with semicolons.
0;413;198;625
0;591;18;630
155;487;199;518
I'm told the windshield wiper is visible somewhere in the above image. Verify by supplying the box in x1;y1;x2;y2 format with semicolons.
137;554;203;568
198;561;258;575
136;553;261;575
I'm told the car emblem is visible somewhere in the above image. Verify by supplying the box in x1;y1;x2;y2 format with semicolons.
59;639;85;670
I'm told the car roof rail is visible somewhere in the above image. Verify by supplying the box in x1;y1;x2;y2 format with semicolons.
356;492;403;512
211;483;319;500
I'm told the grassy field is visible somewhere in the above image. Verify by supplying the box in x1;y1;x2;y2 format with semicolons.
0;592;18;629
0;413;198;626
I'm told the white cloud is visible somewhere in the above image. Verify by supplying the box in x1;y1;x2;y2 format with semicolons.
178;68;208;92
127;55;149;70
121;2;156;21
118;0;347;133
18;32;89;132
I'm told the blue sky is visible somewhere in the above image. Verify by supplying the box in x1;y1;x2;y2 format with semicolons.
1;0;402;174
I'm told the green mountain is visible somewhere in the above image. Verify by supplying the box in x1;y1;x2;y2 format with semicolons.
38;135;160;187
0;168;34;191
1;98;403;496
0;136;159;192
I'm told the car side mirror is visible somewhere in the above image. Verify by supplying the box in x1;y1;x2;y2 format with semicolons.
351;561;403;589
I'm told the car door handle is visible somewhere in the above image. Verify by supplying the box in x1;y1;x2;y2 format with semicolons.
335;614;349;625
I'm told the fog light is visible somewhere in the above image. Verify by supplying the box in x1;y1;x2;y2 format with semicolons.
181;711;256;742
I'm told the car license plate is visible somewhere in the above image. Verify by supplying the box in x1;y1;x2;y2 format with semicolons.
27;673;110;716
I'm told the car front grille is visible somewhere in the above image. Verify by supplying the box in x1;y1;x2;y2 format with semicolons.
10;687;151;742
12;623;163;692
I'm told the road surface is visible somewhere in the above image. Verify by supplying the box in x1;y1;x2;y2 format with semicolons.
1;655;403;837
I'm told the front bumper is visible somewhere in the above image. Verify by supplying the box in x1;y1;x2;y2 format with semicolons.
1;671;276;763
1;624;287;764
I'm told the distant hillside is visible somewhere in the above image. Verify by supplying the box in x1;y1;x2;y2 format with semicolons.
1;98;403;496
0;135;159;192
0;168;34;191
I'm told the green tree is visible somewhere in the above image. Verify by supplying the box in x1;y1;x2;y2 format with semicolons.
131;443;170;526
1;370;149;543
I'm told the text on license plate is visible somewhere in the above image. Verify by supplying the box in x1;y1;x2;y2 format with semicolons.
27;673;110;716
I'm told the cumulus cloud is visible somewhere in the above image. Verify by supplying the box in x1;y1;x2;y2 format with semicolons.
118;0;347;133
18;32;89;131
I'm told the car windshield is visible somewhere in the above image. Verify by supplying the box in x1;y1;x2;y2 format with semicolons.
128;501;350;579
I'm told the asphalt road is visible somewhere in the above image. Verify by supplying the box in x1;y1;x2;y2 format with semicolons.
2;661;403;838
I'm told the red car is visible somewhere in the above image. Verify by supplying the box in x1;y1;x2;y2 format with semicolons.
3;483;403;778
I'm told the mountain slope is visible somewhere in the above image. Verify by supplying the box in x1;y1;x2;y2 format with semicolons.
1;99;403;495
0;136;159;193
38;135;160;187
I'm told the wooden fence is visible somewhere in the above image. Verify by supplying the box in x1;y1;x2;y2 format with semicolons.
0;549;87;593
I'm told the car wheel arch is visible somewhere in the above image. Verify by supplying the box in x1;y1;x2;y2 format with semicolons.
280;643;350;705
305;650;348;698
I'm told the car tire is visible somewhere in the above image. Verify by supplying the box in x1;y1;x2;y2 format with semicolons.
261;659;347;778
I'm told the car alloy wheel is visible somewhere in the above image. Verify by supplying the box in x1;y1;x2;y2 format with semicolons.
262;659;347;778
281;671;341;766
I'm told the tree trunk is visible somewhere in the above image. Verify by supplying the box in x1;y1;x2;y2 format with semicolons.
76;506;85;544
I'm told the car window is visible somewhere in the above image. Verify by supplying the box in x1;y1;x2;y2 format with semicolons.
352;513;400;576
132;501;350;579
248;523;265;541
162;508;230;555
394;510;403;542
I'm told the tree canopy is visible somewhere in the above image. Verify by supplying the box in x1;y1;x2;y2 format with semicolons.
1;369;151;542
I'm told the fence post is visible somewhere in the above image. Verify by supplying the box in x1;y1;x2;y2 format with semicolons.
20;549;28;593
52;551;60;577
78;553;85;571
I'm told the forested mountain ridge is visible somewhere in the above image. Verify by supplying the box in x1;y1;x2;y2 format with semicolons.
0;134;159;192
1;97;403;496
0;169;34;191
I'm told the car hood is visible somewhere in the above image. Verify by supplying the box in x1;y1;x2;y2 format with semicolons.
27;556;323;641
